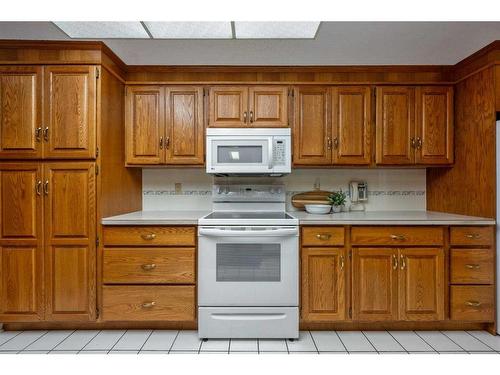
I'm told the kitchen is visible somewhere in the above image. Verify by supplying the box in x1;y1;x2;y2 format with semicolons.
0;13;500;366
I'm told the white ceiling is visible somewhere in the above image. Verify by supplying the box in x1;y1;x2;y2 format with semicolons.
0;21;499;65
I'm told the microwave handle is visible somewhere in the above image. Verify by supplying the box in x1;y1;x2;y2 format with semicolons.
268;140;274;169
199;227;298;237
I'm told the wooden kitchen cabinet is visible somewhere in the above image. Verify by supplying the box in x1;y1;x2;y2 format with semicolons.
0;66;43;159
293;86;331;165
43;66;97;159
248;86;289;127
43;162;96;321
208;86;248;127
301;247;346;321
331;86;371;165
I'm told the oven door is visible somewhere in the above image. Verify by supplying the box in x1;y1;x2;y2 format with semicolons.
198;226;299;306
206;137;271;174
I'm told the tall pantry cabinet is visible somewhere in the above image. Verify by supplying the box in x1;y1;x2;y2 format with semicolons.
0;45;142;322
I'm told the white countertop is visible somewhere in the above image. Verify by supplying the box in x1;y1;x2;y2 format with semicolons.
102;210;495;226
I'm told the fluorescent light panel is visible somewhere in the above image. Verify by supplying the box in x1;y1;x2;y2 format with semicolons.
144;22;232;39
234;21;320;39
54;22;149;38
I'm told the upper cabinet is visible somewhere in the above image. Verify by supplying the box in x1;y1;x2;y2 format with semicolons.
208;86;289;128
125;85;204;166
0;65;97;160
376;85;453;165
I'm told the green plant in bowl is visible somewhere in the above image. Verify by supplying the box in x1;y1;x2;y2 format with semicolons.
328;190;347;213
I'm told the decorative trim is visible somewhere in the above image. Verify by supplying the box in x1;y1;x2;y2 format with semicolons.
143;190;212;196
144;189;425;197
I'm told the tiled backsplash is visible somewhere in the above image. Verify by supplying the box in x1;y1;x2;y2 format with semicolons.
142;168;426;211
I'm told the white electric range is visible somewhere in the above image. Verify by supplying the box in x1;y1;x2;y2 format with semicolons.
197;184;299;339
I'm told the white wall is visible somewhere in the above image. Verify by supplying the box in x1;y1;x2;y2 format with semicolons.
142;168;426;212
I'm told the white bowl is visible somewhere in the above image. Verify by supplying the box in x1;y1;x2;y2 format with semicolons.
304;204;332;214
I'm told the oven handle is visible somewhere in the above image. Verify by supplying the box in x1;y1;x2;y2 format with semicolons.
198;227;298;237
211;313;287;321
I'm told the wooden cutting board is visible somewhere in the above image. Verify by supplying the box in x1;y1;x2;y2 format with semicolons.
291;190;331;209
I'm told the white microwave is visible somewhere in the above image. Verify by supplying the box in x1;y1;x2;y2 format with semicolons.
206;128;291;176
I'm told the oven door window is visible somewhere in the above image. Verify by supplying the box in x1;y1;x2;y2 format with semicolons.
216;244;281;282
217;145;263;164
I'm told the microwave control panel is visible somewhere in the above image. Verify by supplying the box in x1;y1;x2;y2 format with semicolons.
273;139;286;165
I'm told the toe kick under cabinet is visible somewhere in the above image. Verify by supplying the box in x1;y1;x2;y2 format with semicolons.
300;225;495;330
101;226;197;322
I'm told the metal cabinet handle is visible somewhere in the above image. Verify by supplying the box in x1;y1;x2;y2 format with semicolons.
141;263;157;271
392;254;398;270
333;137;339;149
327;137;332;150
159;137;163;149
465;301;481;307
43;127;49;142
165;137;170;149
465;233;480;239
141;301;156;309
316;233;331;241
390;234;406;241
141;233;157;241
35;180;42;196
410;137;416;148
35;127;42;142
465;264;480;269
340;255;345;270
43;180;49;195
243;111;248;123
400;254;406;270
249;111;254;123
417;137;423;149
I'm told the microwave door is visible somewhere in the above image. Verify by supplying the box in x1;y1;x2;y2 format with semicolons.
208;139;270;174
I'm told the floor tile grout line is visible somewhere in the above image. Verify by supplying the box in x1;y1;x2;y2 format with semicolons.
284;338;289;354
167;330;180;354
414;331;439;353
465;331;497;352
440;330;474;353
108;330;129;353
386;330;409;353
0;331;24;350
49;330;76;353
257;339;260;354
334;331;349;352
78;330;103;353
308;331;320;354
20;330;49;352
228;339;231;354
360;331;380;353
138;330;154;353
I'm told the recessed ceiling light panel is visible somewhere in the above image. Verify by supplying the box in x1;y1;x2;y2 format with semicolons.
234;21;320;39
144;22;232;39
54;21;149;38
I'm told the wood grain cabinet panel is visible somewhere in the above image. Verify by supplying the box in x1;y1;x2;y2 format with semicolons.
43;66;96;159
293;86;331;165
301;226;345;246
376;86;415;165
248;86;288;127
103;226;195;247
0;66;43;158
399;248;444;321
331;86;371;165
165;86;204;165
301;247;346;321
450;285;494;321
450;226;494;246
351;226;444;246
416;86;453;164
44;162;96;321
450;248;494;284
208;86;248;127
352;248;398;321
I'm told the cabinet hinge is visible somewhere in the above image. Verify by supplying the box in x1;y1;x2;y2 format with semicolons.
95;165;99;175
96;67;100;79
349;307;352;318
96;236;100;246
96;147;99;158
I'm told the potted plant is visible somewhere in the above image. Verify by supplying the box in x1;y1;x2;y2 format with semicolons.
328;190;347;213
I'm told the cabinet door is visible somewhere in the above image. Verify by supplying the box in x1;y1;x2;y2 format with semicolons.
44;163;96;321
0;163;43;321
125;86;165;165
293;86;331;165
415;86;453;165
301;247;346;321
331;86;371;165
399;248;444;321
0;66;43;159
208;86;248;127
248;86;289;127
43;66;97;159
352;248;398;321
375;87;415;165
165;86;204;165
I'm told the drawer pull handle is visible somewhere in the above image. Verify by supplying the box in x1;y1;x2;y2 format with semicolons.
465;233;480;239
316;233;331;240
141;301;156;309
340;255;345;270
392;254;398;270
465;300;481;308
400;254;406;270
141;233;156;240
390;234;406;241
141;263;156;271
465;264;480;269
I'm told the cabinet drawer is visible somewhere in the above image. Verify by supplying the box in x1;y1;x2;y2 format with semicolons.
102;285;196;321
103;226;196;246
103;248;195;284
450;226;494;246
450;249;494;284
302;227;345;246
351;226;443;246
450;286;494;321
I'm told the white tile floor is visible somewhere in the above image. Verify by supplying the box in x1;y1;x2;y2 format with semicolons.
0;330;499;354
